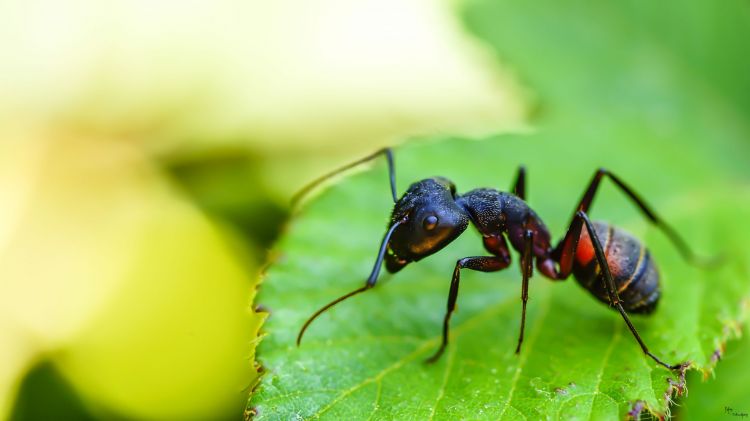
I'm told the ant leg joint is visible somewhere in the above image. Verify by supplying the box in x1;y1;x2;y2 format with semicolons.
456;257;471;268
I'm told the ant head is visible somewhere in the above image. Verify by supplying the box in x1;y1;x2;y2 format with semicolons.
385;177;469;272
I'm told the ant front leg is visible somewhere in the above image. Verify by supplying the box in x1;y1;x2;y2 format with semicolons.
565;211;684;371
426;255;510;363
515;228;534;354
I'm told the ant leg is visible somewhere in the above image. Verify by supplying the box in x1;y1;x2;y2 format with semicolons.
482;233;532;353
577;211;683;370
426;255;510;363
553;210;585;279
515;229;534;354
554;168;713;266
511;165;526;200
297;218;405;345
292;147;398;206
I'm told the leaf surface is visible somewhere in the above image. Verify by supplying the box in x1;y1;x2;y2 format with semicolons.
248;135;750;419
679;322;750;420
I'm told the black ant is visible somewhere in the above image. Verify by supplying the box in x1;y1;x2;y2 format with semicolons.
294;148;713;370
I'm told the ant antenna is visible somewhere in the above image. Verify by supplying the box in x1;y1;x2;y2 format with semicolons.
297;218;405;345
291;148;398;207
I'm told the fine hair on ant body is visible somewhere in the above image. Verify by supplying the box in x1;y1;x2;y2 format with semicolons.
294;148;714;371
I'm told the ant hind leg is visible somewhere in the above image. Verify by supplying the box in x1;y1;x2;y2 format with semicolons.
577;210;686;371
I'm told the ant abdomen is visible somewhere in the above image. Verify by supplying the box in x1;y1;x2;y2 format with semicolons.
573;221;660;314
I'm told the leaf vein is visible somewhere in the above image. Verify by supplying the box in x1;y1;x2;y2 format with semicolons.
365;380;382;421
497;288;552;420
307;295;518;419
585;319;621;421
428;344;457;420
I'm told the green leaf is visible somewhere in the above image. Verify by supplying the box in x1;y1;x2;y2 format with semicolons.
248;134;750;419
678;322;749;420
249;0;750;418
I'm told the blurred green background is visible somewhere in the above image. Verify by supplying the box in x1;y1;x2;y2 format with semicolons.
0;0;748;420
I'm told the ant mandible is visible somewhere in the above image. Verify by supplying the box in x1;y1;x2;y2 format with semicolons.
294;148;712;370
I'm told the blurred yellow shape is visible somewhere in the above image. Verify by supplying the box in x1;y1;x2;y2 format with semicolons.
0;133;257;419
1;0;527;196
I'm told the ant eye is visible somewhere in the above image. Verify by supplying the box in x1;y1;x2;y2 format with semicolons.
423;215;439;231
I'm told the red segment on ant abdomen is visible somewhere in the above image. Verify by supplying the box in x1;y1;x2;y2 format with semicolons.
573;221;660;314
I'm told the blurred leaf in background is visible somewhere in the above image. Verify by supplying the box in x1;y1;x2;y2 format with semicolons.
462;0;750;180
9;362;96;421
0;0;528;419
165;149;289;259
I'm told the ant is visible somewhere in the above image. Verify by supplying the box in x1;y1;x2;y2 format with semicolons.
294;148;713;370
